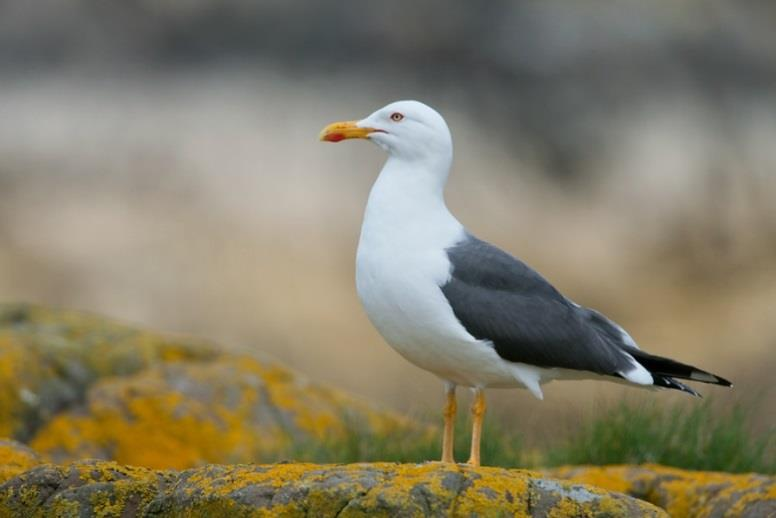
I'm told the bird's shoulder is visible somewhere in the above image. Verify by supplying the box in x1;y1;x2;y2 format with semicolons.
443;233;565;302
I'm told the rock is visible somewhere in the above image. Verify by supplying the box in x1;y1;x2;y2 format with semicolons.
0;304;419;469
0;460;666;517
29;357;417;469
0;439;41;484
0;303;219;442
0;459;172;517
547;464;776;518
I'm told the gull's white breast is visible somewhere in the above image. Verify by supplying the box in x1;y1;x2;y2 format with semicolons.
354;161;519;388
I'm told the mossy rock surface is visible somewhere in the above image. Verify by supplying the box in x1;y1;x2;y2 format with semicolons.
0;303;418;468
547;464;776;518
0;460;665;517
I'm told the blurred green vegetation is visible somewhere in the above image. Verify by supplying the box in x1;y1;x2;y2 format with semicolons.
546;399;775;474
288;399;775;474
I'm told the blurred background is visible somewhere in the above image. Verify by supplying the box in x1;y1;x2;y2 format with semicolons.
1;1;774;442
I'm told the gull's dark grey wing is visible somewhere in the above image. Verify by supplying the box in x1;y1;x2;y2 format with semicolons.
440;235;634;376
440;235;732;392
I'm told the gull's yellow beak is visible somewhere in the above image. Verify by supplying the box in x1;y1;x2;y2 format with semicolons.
319;120;379;142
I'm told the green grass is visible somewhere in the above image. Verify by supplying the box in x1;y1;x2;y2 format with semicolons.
544;399;775;474
287;412;523;467
286;399;775;474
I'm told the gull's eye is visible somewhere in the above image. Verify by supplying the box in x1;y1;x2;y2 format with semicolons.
390;112;404;122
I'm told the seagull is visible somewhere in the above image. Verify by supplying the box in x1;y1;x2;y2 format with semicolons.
319;100;732;467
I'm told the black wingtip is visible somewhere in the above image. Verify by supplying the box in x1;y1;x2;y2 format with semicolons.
691;371;733;387
653;375;703;397
623;347;733;388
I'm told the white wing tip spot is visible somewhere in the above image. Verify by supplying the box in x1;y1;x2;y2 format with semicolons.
619;358;653;386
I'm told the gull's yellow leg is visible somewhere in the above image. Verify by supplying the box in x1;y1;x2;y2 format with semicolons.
441;383;457;463
466;388;486;467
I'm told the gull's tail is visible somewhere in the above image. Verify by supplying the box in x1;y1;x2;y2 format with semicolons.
623;346;733;397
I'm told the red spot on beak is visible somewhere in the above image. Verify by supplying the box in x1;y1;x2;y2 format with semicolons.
326;133;345;142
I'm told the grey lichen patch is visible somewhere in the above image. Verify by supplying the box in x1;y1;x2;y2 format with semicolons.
440;470;469;495
533;477;600;503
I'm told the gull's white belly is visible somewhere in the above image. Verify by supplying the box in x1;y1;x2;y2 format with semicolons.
356;246;517;387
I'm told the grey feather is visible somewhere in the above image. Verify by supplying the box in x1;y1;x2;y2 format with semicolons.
441;235;633;375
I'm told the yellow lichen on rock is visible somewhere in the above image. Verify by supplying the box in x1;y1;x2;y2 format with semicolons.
28;359;295;468
0;336;30;439
547;464;776;518
0;440;41;484
29;356;418;469
548;465;634;494
0;459;173;518
0;460;666;517
0;304;419;470
0;303;220;442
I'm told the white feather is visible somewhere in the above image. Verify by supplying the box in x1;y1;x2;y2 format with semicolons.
617;355;654;385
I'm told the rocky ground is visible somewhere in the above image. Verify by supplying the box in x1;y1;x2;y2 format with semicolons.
0;303;773;517
0;442;663;517
547;465;775;518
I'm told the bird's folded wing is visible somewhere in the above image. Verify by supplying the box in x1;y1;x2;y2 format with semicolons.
441;235;634;375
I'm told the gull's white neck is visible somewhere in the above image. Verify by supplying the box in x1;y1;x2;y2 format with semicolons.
355;151;475;372
358;154;464;254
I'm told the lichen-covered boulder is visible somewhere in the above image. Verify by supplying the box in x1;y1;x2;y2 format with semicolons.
29;357;416;469
547;464;776;518
0;303;219;441
0;460;666;517
0;439;41;484
0;303;420;469
0;459;173;517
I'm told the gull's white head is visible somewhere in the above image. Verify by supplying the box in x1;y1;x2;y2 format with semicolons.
319;100;452;163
